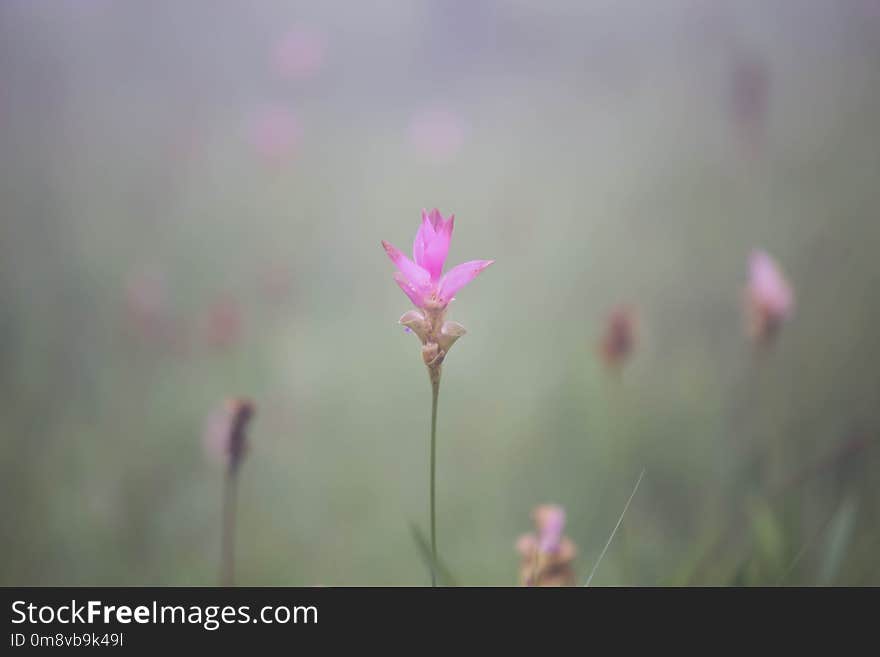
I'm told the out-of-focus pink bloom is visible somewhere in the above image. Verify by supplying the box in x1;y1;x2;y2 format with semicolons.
408;109;465;163
273;27;326;80
598;306;637;371
744;249;794;344
382;209;492;310
535;504;566;553
203;296;243;350
124;267;171;344
259;263;293;305
248;105;301;165
730;54;770;154
516;503;577;586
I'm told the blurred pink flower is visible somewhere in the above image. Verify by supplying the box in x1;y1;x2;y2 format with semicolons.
203;296;243;350
745;249;794;343
273;27;326;80
516;504;577;586
598;305;637;371
124;267;171;344
408;109;465;163
248;105;301;165
730;54;770;153
259;263;293;305
535;504;566;554
382;209;493;310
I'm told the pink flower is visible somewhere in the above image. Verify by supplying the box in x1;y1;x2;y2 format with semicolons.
729;54;770;154
748;250;793;315
248;105;301;165
202;296;243;351
598;305;637;371
745;249;794;343
123;266;180;349
516;504;577;586
382;209;493;310
535;504;567;554
408;109;466;163
273;27;325;81
124;267;168;340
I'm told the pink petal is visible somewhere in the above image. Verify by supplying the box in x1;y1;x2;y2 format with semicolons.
536;505;566;553
420;214;453;282
437;259;493;303
393;272;427;308
749;249;794;316
273;26;326;81
412;216;434;269
382;240;431;293
426;208;444;231
248;105;301;164
422;209;440;234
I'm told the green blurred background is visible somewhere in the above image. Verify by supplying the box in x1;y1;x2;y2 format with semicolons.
1;1;879;586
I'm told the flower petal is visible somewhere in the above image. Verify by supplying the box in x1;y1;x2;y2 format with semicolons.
393;272;427;308
412;215;434;268
425;208;443;231
437;259;493;303
382;240;431;292
420;214;453;282
749;249;794;316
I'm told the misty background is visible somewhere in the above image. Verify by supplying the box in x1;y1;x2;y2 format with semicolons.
1;0;879;585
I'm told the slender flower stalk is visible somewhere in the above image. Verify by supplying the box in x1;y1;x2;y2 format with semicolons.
429;378;439;584
742;249;795;482
383;209;493;586
205;398;255;586
221;461;239;586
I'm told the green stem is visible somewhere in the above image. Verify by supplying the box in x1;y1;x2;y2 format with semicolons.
430;377;440;587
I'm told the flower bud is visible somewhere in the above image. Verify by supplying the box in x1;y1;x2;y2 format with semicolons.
598;306;636;371
399;310;429;343
516;503;577;586
204;398;256;475
437;321;466;353
422;343;443;367
744;250;794;347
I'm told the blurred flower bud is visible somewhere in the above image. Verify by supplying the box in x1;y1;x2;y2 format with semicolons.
744;249;794;347
598;306;637;371
248;105;301;166
730;53;770;155
203;296;243;351
273;26;326;81
516;503;577;586
124;266;172;346
408;109;466;164
534;504;566;553
204;398;256;474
